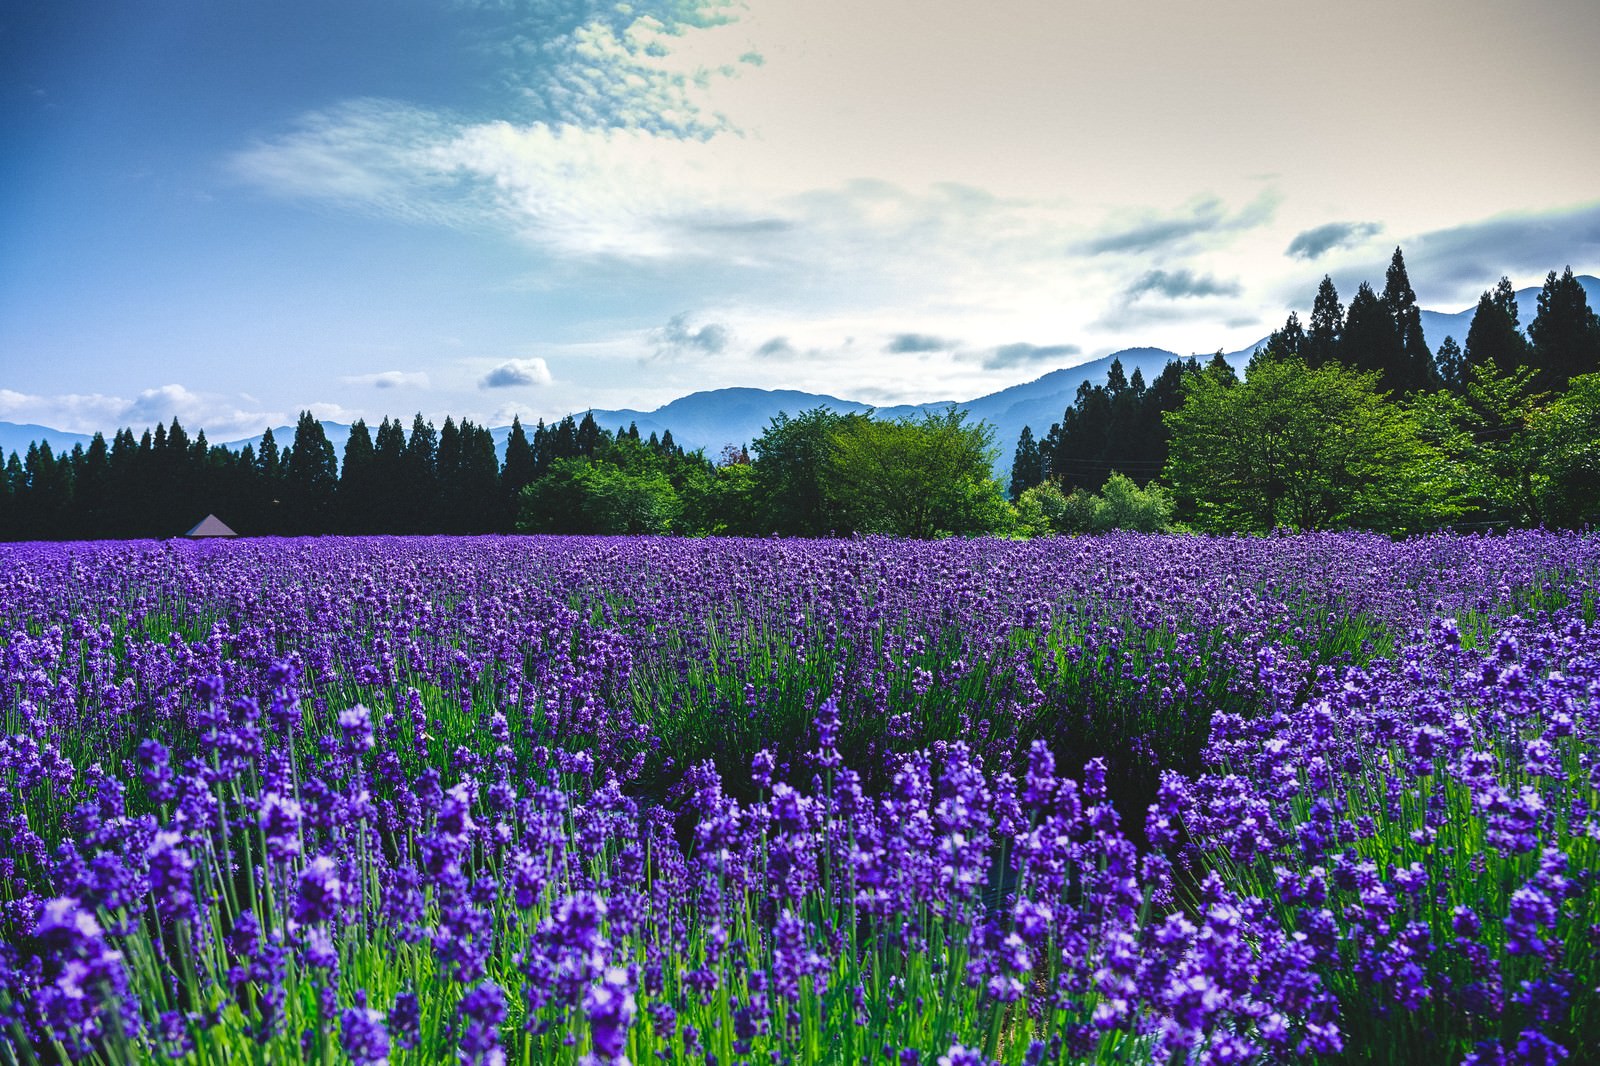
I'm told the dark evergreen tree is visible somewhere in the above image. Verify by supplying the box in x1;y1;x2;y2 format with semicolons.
1305;276;1343;369
339;419;376;533
403;415;438;533
257;427;282;480
531;418;553;476
75;433;112;536
286;411;338;534
1341;281;1403;386
1381;247;1435;391
1529;267;1600;388
372;417;408;533
1435;337;1465;392
1105;357;1128;396
552;416;579;461
576;411;602;456
502;416;536;529
1465;278;1530;375
0;453;20;540
457;420;502;533
1206;351;1237;384
435;417;463;533
1044;380;1114;491
1008;425;1042;501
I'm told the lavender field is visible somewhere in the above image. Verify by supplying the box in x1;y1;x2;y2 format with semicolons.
1;533;1596;1065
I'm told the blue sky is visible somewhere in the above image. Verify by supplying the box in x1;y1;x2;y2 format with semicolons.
4;0;1600;439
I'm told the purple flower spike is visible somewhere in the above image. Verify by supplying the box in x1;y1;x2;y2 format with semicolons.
583;966;637;1065
294;855;345;926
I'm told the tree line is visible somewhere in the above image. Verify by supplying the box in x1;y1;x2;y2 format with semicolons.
1008;255;1600;533
0;402;1015;540
1;409;667;540
5;251;1598;541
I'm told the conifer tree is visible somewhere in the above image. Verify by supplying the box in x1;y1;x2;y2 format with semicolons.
457;420;502;532
436;417;463;533
75;433;111;537
552;416;579;460
1435;336;1466;393
502;416;536;529
372;417;407;533
0;453;20;539
403;415;438;533
287;411;338;533
1529;267;1600;387
1465;277;1530;375
1381;247;1436;391
339;419;376;533
576;411;602;456
1341;281;1406;389
1305;276;1343;369
1008;425;1042;501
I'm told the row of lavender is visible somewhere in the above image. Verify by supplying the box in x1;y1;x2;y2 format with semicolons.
0;533;1595;1063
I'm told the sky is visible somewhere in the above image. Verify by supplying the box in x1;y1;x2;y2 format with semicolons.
3;0;1600;440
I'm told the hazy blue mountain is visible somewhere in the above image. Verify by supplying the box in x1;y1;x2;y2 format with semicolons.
0;423;94;459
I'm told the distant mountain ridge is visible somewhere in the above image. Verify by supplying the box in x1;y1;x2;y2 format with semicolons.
5;276;1596;479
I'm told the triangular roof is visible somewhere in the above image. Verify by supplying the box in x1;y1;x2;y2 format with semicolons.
184;514;238;538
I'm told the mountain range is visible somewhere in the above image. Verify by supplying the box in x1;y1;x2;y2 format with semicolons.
5;276;1597;479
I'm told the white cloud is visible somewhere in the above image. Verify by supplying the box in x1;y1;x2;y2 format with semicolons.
480;358;554;388
0;384;290;442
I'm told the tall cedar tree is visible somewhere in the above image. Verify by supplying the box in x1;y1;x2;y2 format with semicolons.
502;416;537;527
1382;247;1436;391
339;420;376;533
1436;336;1467;392
372;417;408;532
402;415;438;534
1341;282;1404;387
1465;277;1530;376
1305;276;1343;369
1008;425;1043;500
286;411;338;534
1529;267;1600;388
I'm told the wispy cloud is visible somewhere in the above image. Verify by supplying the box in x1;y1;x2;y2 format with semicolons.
480;358;554;388
884;333;954;353
1079;192;1278;256
982;342;1079;370
1401;201;1600;291
228;100;472;223
653;312;729;359
1125;269;1242;301
1285;220;1383;260
755;336;797;358
342;370;431;389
